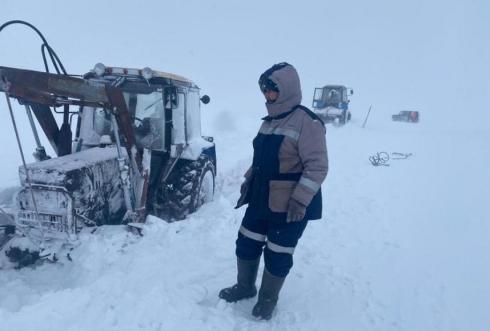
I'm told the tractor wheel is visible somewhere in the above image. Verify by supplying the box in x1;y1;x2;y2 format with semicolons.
339;111;347;125
193;161;215;212
152;155;215;221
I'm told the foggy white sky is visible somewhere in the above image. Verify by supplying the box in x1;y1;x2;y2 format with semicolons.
1;0;489;128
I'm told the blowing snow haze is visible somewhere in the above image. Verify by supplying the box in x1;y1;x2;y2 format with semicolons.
0;1;489;330
1;0;489;126
0;0;486;182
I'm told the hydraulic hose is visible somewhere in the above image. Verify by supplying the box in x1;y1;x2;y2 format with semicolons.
0;20;67;74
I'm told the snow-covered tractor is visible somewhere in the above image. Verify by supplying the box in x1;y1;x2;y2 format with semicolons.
312;85;353;125
0;63;216;264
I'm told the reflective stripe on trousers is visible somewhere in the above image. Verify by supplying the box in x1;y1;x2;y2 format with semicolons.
239;225;296;255
239;225;266;242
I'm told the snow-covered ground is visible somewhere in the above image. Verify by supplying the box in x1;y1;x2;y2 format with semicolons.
0;110;489;330
1;1;489;330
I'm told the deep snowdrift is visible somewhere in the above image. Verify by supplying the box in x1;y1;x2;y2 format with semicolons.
0;111;488;331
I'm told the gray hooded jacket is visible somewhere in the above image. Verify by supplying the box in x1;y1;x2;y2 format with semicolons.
240;64;328;217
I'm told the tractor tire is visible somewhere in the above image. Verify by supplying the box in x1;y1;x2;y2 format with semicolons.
339;111;347;125
152;155;215;221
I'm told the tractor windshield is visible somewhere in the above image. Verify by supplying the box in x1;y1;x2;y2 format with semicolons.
325;87;342;104
313;86;345;109
123;91;165;150
77;90;166;151
312;88;326;109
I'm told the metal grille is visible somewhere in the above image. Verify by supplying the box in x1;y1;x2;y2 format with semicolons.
15;184;76;239
18;211;69;233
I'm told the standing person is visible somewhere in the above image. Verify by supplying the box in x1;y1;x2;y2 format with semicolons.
219;62;328;320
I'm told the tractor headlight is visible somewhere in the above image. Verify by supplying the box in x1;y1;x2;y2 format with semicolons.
93;63;106;76
141;67;153;80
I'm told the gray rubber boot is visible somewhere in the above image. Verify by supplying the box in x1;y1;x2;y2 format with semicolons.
252;268;286;320
219;258;260;303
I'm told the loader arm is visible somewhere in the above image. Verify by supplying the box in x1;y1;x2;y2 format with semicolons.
0;66;108;106
0;66;139;161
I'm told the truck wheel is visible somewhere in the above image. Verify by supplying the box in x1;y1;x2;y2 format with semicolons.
153;155;215;221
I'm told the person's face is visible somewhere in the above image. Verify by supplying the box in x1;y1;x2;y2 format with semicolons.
263;90;279;103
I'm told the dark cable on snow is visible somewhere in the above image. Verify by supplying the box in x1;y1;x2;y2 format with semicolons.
369;152;413;166
369;152;390;166
391;152;412;160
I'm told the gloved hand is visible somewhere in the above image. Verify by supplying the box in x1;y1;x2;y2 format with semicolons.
240;180;249;195
235;179;251;209
286;199;306;223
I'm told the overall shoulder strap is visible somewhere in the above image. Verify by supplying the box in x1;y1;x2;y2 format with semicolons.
261;106;299;121
295;105;325;127
261;105;325;126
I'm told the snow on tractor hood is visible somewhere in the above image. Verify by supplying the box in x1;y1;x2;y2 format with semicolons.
19;146;124;187
181;138;214;160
